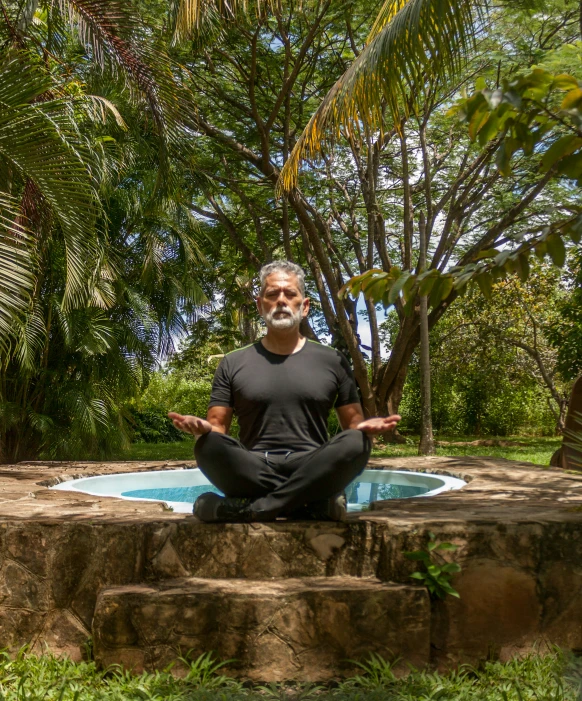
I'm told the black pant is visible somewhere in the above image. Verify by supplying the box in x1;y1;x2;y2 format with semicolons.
194;429;371;518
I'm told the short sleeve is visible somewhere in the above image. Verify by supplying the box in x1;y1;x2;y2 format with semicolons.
334;351;360;407
209;357;234;407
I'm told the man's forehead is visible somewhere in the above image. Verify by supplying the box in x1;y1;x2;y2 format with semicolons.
263;272;300;290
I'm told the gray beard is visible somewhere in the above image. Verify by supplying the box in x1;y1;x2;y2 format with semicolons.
263;306;302;330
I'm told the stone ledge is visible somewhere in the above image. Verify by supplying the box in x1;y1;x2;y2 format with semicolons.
92;576;430;681
0;456;579;669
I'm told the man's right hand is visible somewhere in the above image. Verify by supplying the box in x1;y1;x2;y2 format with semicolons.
168;412;213;437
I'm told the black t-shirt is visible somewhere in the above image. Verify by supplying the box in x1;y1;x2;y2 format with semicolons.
209;340;360;452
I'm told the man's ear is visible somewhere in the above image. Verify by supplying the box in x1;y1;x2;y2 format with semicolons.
302;297;310;317
256;296;263;316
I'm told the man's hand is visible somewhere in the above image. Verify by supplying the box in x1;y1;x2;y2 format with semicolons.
356;415;401;435
168;412;212;437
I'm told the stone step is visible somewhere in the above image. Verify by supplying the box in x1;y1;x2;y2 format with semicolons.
93;576;430;682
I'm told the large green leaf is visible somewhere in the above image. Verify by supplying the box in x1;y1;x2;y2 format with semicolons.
0;51;100;305
0;194;34;351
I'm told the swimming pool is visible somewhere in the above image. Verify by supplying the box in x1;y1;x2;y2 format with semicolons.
51;468;466;513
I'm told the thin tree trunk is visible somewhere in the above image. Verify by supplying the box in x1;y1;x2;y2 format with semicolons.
418;212;435;455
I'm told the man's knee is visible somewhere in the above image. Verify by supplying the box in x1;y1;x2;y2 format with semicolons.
194;430;232;461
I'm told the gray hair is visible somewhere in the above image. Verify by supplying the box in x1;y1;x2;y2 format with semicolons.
259;261;306;296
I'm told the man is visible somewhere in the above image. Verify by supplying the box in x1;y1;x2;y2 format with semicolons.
169;261;400;522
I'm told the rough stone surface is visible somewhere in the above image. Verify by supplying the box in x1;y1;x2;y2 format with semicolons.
0;457;578;672
92;576;430;680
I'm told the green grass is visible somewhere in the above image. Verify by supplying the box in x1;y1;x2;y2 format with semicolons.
115;439;196;461
0;649;578;700
114;436;561;467
372;436;562;467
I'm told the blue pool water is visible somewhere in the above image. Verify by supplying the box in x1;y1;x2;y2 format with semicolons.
121;480;428;507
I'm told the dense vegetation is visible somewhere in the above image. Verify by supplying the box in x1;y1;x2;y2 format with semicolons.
1;0;581;461
0;649;578;701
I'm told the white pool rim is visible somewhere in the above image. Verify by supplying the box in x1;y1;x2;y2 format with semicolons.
51;468;466;514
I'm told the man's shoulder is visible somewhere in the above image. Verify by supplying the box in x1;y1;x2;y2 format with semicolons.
222;342;261;366
225;342;260;357
305;340;348;364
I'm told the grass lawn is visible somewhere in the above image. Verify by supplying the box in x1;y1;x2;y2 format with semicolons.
1;649;578;700
114;436;562;467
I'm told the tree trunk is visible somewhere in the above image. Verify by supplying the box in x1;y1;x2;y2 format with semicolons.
418;213;435;456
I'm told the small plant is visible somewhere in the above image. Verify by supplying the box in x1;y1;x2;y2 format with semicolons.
404;532;461;600
338;653;399;690
177;651;243;690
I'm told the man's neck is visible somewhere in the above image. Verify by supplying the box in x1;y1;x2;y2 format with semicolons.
261;329;306;356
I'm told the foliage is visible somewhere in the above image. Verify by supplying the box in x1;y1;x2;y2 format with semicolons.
547;251;582;381
0;647;575;700
394;264;571;436
126;406;185;443
341;66;582;312
0;0;207;462
180;0;580;425
178;651;243;690
279;0;480;190
126;370;214;443
112;435;562;464
404;532;461;600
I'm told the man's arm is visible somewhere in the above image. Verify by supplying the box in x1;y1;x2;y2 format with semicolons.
168;406;234;437
336;403;401;434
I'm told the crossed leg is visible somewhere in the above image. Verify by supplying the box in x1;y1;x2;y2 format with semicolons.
194;429;371;519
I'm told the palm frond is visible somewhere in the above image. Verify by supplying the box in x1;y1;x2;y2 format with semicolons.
172;0;271;43
62;0;186;163
0;194;33;350
278;0;481;191
0;51;102;304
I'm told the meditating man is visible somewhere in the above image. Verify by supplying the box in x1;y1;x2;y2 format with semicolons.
168;261;400;523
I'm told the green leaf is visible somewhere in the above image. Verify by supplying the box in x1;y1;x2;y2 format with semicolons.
362;275;389;303
409;572;425;581
540;134;582;172
553;74;579;91
477;112;500;146
418;270;439;296
493;250;512;267
441;563;462;573
401;273;417;303
557;152;582;179
567;215;582;244
546;235;566;267
469;105;489;141
435;542;458;551
496;141;512;176
534;240;547;260
476;273;493;300
475;248;499;260
515;253;530;282
561;87;582;110
404;551;430;562
388;271;412;304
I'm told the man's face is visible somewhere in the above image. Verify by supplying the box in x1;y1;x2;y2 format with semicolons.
257;272;310;331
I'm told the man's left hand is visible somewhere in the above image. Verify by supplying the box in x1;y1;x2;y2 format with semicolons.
356;415;401;434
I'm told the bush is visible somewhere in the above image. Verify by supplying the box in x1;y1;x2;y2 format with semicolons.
126;406;185;443
126;372;214;443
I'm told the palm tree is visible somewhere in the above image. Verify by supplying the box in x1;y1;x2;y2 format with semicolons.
0;1;203;461
278;0;542;190
0;0;189;339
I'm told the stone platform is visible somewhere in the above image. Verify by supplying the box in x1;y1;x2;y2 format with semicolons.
93;576;430;680
0;455;580;677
